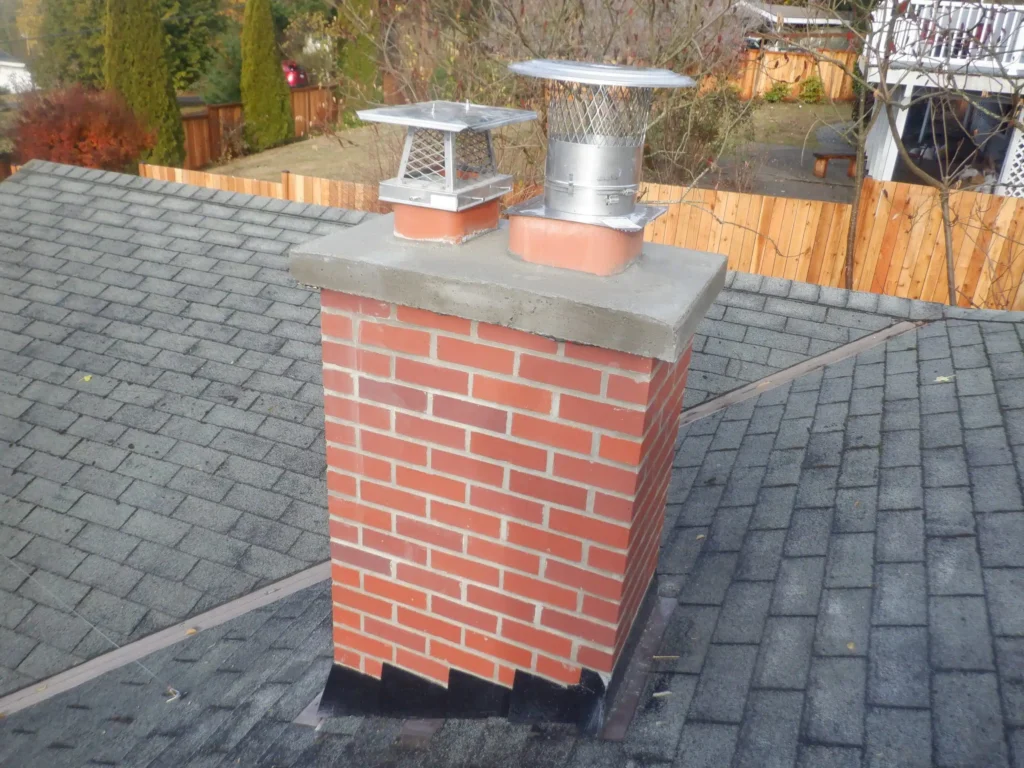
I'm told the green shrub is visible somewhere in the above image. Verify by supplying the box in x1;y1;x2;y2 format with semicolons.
201;28;243;105
241;0;293;151
800;75;825;104
104;0;185;166
763;80;792;103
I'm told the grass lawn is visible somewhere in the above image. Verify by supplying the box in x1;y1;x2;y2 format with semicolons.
751;101;855;147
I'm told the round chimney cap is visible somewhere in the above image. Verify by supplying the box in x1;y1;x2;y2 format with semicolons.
509;59;695;88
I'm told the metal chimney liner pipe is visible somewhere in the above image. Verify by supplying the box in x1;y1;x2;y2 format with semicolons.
508;60;695;230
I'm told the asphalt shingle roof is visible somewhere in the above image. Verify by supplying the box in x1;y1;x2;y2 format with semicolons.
0;161;365;692
2;161;1024;768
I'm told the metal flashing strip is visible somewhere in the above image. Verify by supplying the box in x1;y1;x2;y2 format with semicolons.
0;562;330;717
680;320;924;428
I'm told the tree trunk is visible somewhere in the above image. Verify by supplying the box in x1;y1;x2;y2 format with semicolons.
940;188;957;305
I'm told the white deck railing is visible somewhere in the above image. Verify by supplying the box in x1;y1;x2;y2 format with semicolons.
872;0;1024;75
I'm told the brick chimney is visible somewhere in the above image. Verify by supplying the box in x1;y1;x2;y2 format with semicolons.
290;87;724;730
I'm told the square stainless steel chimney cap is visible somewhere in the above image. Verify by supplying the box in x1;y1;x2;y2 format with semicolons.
357;100;537;213
357;101;537;132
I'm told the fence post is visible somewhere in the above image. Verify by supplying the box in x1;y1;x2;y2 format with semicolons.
281;170;292;201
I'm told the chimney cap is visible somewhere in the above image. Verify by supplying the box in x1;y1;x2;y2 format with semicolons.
508;59;695;89
358;100;536;133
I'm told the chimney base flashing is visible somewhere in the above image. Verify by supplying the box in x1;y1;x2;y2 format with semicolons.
291;214;725;363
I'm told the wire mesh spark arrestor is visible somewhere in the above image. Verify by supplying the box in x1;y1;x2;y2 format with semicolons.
506;60;694;275
358;101;537;243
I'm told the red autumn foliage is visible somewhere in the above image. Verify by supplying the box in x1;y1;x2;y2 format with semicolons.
13;86;155;172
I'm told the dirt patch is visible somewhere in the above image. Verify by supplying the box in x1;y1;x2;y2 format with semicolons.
751;101;855;147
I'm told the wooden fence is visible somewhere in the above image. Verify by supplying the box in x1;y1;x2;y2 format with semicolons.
730;48;858;102
181;87;335;170
8;159;1019;310
138;164;390;213
641;179;1024;309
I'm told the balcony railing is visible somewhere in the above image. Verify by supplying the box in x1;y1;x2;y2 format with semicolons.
872;0;1024;75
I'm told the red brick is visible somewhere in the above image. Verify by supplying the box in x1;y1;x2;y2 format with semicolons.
431;450;504;487
396;306;471;334
467;537;540;575
506;522;582;562
498;665;516;687
395;358;469;395
504;571;578;611
519;355;602;394
472;376;552;414
334;625;394;661
333;543;394;579
588;545;628;574
593;492;635;523
476;322;558;353
511;414;593;454
328;517;358;544
320;312;353;341
465;630;532;668
606;374;650;404
553;454;639;495
364;574;427;610
364;616;426;653
360;430;427;465
545;560;623;600
581;595;620;624
433;395;508;432
437;337;515;374
363;529;428;565
326;469;356;496
467;586;534;623
548;509;629;549
332;603;361;629
432;550;500;586
329;496;392;531
541;608;616;647
331;562;360;587
324;419;356;447
324;395;391;430
321;290;390;317
322;341;391;377
396;516;464;552
432;596;499;633
432;640;495;681
335;645;362;671
431;501;501;538
334;585;393;619
322;367;354;395
398;606;464;643
470;433;547;471
598;435;644;465
559;395;645;437
469;486;543;524
509;471;587;510
577;645;615;673
396;562;460;599
359;378;428;412
562;343;653;373
360;321;431;356
535;655;582;685
327;445;392;482
360;480;427;517
396;647;450;685
395;412;466;450
364;656;384;677
501;619;572;658
397;465;467;502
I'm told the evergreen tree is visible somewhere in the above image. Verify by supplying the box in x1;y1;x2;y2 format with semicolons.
32;0;105;89
104;0;185;166
240;0;292;151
